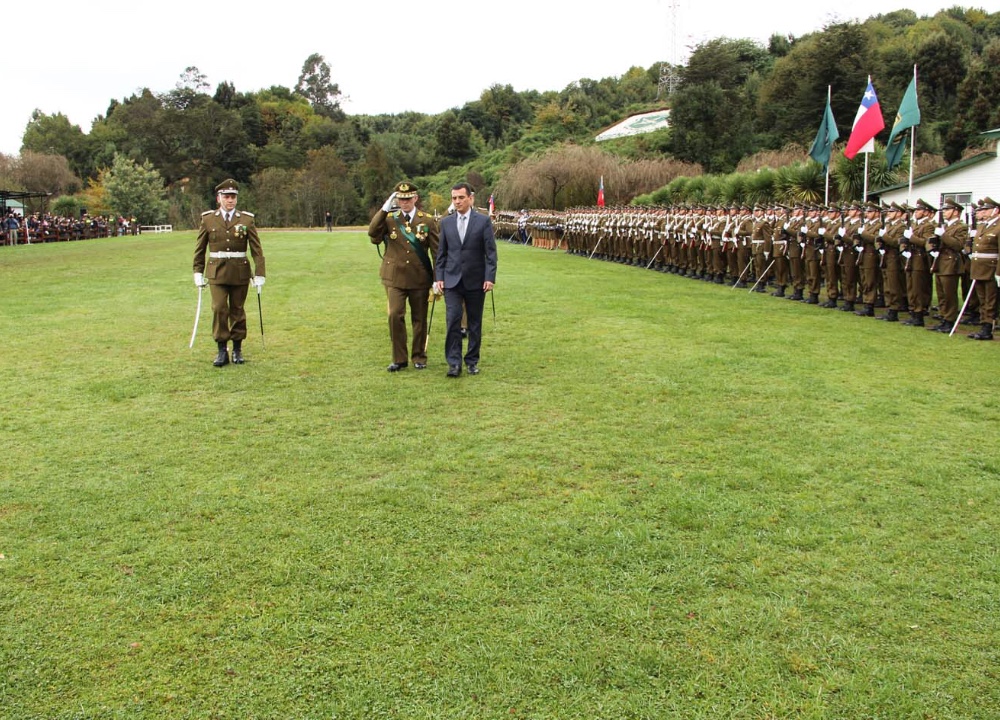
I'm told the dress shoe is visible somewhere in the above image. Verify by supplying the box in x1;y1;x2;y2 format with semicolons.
854;304;875;317
446;365;461;377
414;362;427;370
787;289;804;301
232;349;245;364
213;350;229;367
820;299;838;308
386;362;408;372
466;364;479;375
968;323;994;340
902;312;925;327
839;302;856;312
928;321;953;333
804;293;819;305
877;309;899;322
770;287;785;297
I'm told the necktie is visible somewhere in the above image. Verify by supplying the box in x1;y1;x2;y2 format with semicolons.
226;212;233;224
459;214;467;243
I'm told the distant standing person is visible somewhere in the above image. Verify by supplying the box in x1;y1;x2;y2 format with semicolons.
433;183;498;377
4;213;21;245
325;210;333;232
193;179;266;367
368;181;440;371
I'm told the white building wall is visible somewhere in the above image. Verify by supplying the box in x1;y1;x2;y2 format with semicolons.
879;146;1000;208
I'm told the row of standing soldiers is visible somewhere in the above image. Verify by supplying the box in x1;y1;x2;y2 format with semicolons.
553;199;999;339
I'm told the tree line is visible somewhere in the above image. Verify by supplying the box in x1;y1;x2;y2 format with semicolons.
2;7;997;225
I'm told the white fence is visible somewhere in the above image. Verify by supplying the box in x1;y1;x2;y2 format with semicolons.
141;225;173;233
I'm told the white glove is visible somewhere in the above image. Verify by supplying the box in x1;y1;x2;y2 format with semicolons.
252;276;265;287
969;229;977;238
935;226;945;236
903;228;913;239
801;225;808;234
381;191;398;213
782;222;790;231
878;228;886;237
194;272;207;287
995;275;1000;286
838;227;846;237
818;227;826;236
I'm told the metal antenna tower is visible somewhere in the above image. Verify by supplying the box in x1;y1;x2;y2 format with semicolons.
657;0;682;99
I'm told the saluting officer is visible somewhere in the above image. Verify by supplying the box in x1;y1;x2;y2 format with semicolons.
369;181;440;371
193;179;266;367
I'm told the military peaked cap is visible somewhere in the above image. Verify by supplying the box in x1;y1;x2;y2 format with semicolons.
215;178;239;194
915;199;938;212
976;197;1000;209
393;181;418;198
941;198;964;212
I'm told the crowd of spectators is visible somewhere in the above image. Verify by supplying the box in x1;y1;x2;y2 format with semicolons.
2;211;140;245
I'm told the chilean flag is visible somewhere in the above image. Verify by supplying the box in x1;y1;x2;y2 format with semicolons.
597;176;605;207
844;78;885;160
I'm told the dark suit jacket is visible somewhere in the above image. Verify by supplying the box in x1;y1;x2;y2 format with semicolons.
435;210;498;290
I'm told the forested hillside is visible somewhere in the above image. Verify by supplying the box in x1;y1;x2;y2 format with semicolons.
2;7;997;226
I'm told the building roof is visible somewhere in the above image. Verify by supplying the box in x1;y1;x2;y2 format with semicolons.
872;152;994;195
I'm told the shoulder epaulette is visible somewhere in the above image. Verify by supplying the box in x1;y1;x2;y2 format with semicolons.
241;211;255;218
202;210;214;216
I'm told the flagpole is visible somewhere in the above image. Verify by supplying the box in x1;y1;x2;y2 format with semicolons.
907;125;915;202
907;65;917;203
824;85;831;205
863;153;869;203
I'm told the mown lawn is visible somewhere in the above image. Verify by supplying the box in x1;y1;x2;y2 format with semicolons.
1;231;998;719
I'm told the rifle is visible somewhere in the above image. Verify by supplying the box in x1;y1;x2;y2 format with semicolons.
929;208;944;272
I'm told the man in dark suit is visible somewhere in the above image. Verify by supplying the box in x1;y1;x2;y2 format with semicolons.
433;183;498;377
193;179;266;367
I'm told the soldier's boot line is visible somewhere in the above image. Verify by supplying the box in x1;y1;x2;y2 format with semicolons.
877;309;899;322
839;301;856;312
903;311;926;327
213;341;230;367
968;323;994;340
853;303;874;317
232;339;245;364
787;288;804;301
770;286;786;297
804;293;820;304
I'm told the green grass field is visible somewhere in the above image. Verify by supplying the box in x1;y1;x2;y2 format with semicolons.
1;231;998;719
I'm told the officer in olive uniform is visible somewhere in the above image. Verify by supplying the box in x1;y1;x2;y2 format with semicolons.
927;198;968;333
967;197;1000;340
193;179;266;367
368;181;440;371
901;199;936;326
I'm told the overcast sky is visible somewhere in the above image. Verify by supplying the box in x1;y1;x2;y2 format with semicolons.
0;0;976;156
